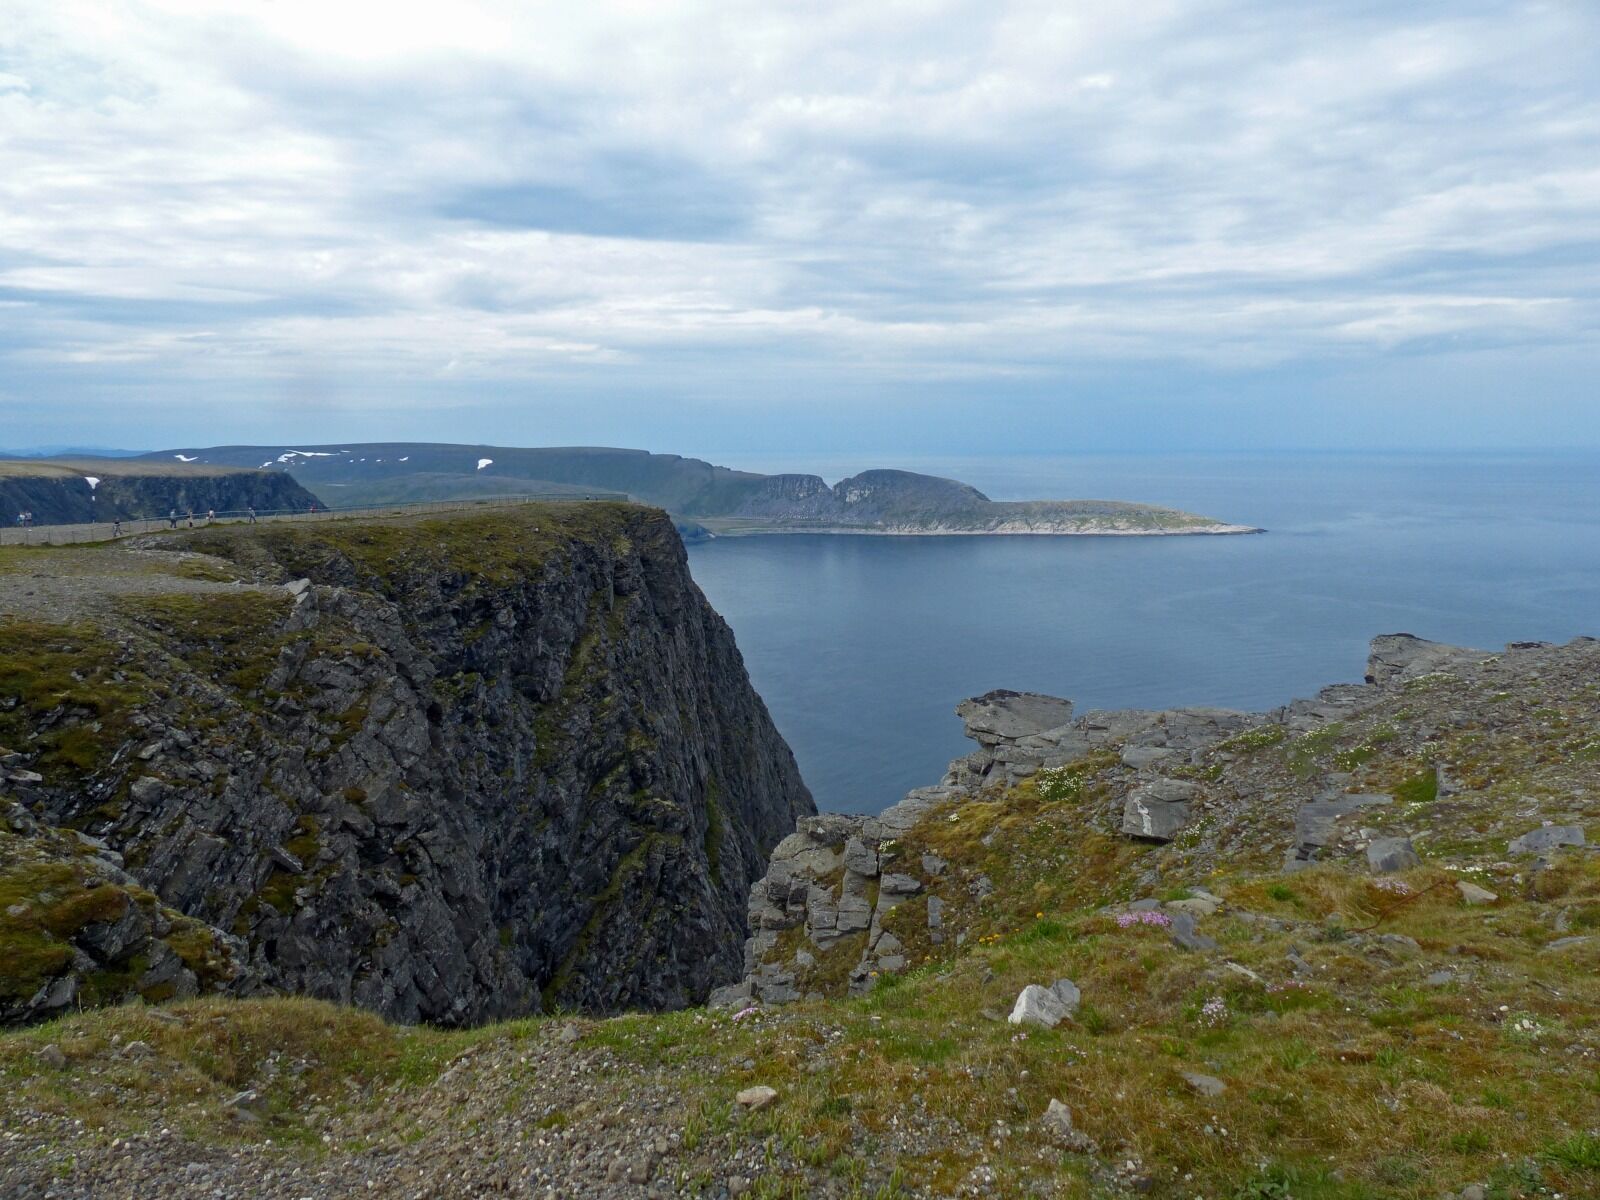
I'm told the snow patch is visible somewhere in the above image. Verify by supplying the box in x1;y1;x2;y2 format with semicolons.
276;450;337;464
477;458;494;471
173;454;198;462
399;456;409;462
83;476;100;490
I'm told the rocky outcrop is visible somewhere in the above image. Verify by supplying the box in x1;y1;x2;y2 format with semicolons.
720;685;1265;1004
0;796;248;1025
0;463;320;525
726;632;1566;1005
0;503;812;1026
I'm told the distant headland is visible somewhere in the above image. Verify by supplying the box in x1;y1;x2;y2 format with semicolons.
118;443;1262;537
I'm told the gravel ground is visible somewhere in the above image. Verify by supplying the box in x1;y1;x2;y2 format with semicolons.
0;543;268;622
0;1013;965;1200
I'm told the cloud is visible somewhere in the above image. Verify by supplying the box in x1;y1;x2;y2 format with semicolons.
0;0;1597;445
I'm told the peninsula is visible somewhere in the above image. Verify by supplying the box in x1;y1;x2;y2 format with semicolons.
133;444;1262;537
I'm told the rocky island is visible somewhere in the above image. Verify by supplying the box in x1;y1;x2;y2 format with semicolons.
0;507;1593;1200
130;443;1261;537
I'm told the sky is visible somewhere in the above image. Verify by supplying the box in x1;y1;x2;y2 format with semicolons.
1;0;1597;457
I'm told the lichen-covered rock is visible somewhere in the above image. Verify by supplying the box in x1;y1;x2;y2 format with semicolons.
1121;777;1198;841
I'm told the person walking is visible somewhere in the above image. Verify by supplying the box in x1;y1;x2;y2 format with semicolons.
186;509;195;529
112;518;122;538
247;506;257;524
206;508;215;523
168;509;178;530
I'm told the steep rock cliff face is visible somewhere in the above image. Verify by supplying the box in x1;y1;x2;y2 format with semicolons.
0;503;812;1025
0;466;320;525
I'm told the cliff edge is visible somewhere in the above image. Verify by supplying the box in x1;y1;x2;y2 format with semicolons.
0;502;812;1026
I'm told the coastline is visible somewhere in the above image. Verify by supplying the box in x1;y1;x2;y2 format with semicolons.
694;521;1266;538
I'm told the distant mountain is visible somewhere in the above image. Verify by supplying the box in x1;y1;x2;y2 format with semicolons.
135;443;1261;536
0;446;143;459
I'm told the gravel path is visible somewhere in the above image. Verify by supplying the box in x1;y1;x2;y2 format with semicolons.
0;544;271;623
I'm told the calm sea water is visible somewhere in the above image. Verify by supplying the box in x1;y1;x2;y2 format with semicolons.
684;452;1600;814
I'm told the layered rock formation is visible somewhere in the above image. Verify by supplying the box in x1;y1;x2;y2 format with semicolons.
0;502;812;1026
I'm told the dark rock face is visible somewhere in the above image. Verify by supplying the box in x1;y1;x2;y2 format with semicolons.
9;504;812;1025
0;469;320;525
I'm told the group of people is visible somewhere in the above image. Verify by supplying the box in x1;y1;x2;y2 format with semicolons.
10;502;297;541
162;507;260;530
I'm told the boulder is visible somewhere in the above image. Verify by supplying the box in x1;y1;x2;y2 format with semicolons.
1008;984;1074;1029
880;873;922;896
843;837;878;877
1169;912;1218;953
1456;881;1498;906
1039;1099;1097;1153
1181;1071;1226;1097
1508;825;1586;855
1121;778;1198;842
1366;837;1420;874
735;1086;778;1111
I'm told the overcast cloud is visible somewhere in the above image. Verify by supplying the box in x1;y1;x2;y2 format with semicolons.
1;0;1597;452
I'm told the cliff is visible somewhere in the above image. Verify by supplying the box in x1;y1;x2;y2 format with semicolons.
0;502;812;1026
6;633;1593;1196
2;631;1596;1200
0;459;321;525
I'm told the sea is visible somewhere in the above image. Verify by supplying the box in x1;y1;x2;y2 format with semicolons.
684;451;1600;815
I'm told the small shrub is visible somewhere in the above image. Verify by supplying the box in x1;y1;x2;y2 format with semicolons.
1076;1002;1113;1035
1544;1132;1600;1170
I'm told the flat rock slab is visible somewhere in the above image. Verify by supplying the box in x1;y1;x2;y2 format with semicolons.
956;691;1074;743
1508;825;1586;855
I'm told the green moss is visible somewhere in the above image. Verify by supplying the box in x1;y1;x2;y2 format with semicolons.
166;921;236;989
0;620;157;783
703;781;726;881
1394;768;1439;806
541;831;681;1010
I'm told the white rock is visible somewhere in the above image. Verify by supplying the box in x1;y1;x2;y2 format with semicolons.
1008;984;1071;1029
1456;881;1498;905
735;1086;778;1111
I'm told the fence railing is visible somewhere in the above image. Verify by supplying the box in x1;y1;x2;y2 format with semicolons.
0;492;631;547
